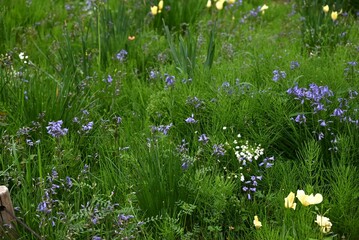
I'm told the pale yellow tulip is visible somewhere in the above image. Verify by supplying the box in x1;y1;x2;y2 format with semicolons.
150;6;158;15
260;4;268;12
215;0;225;10
331;11;338;21
323;5;329;13
158;0;164;10
206;0;212;8
284;192;296;210
253;215;262;229
227;0;235;4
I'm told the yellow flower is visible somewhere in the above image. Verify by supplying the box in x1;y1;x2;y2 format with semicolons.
315;215;332;233
260;4;269;14
323;5;329;13
284;192;296;210
227;0;235;4
253;215;262;229
150;6;158;15
296;190;323;206
215;0;225;10
331;11;338;21
158;0;164;10
206;0;212;8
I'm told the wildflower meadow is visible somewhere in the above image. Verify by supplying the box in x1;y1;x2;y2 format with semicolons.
1;0;359;239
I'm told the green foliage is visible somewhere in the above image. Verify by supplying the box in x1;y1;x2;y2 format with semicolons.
294;0;354;55
1;0;359;239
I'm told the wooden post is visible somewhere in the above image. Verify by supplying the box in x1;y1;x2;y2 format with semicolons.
0;186;16;223
0;186;18;239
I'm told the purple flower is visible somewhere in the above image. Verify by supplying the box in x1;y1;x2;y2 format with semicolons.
198;134;209;144
318;119;327;126
116;49;128;62
46;120;68;138
82;121;94;131
348;61;358;66
107;75;113;83
165;74;175;87
272;70;286;81
119;214;134;222
212;144;226;156
37;201;51;214
294;114;306;124
92;236;102;240
259;156;274;168
185;114;197;123
149;70;159;79
290;61;300;70
151;123;173;135
114;116;122;124
332;108;344;117
65;176;73;188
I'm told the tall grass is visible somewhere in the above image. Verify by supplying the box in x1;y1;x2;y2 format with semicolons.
1;0;359;239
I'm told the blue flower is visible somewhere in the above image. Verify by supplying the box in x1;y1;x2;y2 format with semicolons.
198;134;209;144
185;114;197;123
46;120;68;138
116;49;128;62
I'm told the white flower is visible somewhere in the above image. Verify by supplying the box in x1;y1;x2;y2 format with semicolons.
296;190;323;206
315;215;332;233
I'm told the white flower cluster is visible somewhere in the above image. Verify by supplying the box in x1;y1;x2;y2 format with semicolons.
234;141;264;165
19;52;29;64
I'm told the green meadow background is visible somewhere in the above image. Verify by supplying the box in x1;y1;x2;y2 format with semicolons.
1;0;359;239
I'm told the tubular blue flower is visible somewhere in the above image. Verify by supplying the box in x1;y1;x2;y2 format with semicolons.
332;108;344;117
165;74;175;87
46;120;68;138
198;134;209;144
212;144;226;156
82;121;94;131
107;75;113;83
185;114;197;123
294;114;306;124
290;61;300;70
116;50;128;62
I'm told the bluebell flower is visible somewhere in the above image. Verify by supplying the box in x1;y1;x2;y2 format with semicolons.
82;121;94;131
332;108;344;117
164;74;175;87
185;114;197;123
294;114;306;124
46;120;68;137
107;75;113;83
198;134;209;144
212;144;226;156
65;176;73;188
290;61;300;70
116;49;128;62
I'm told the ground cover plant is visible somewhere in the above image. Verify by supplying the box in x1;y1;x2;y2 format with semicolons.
0;0;359;239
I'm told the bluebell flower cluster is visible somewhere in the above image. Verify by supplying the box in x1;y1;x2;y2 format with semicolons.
290;61;300;70
116;49;128;62
212;144;226;157
46;120;68;138
151;123;173;135
287;83;333;113
272;70;287;82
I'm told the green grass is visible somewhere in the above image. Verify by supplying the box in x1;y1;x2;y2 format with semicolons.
1;0;359;239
